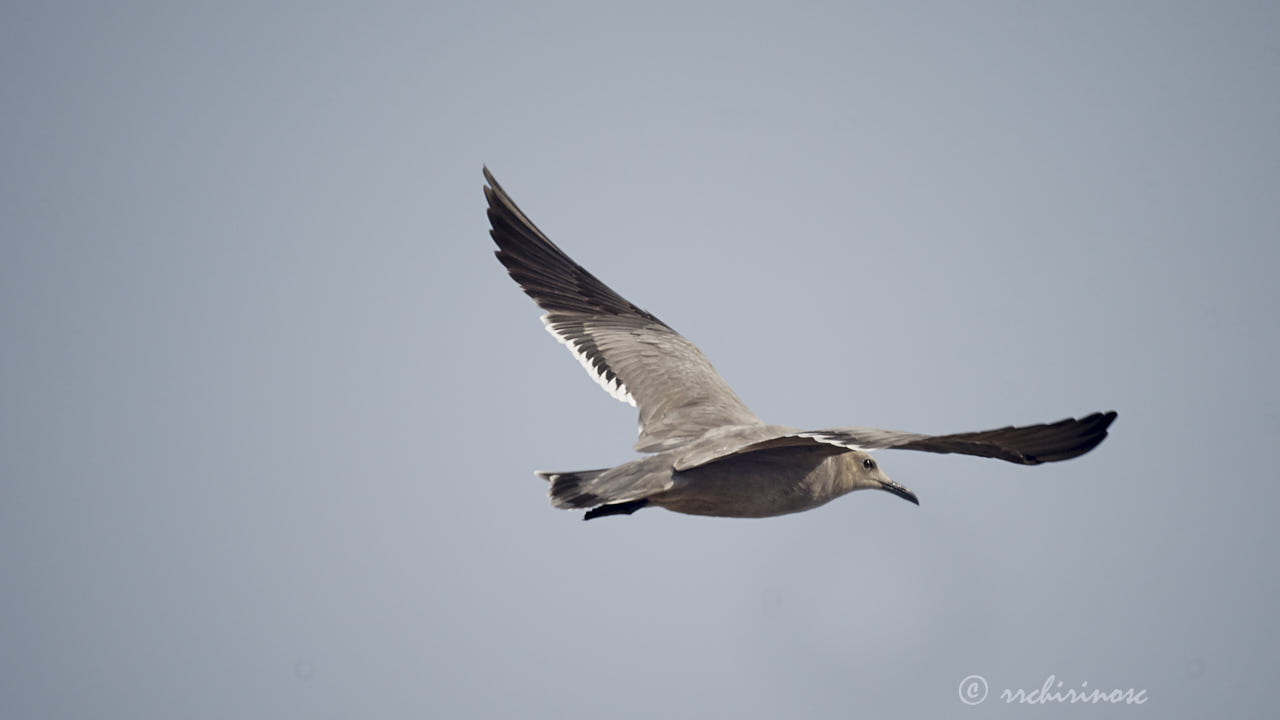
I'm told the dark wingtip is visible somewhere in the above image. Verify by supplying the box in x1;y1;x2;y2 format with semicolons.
583;499;649;521
1025;410;1119;464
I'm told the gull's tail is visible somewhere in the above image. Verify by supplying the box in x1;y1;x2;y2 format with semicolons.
535;455;674;520
535;468;610;507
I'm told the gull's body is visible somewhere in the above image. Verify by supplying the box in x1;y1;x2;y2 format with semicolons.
484;168;1116;520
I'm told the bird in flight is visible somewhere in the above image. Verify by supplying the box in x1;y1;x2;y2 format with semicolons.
484;168;1116;520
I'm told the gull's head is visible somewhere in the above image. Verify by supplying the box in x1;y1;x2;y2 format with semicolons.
845;451;919;506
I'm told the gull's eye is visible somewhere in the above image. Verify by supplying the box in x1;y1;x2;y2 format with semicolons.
862;458;876;470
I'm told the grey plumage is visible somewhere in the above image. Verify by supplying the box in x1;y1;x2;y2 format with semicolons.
484;167;1117;520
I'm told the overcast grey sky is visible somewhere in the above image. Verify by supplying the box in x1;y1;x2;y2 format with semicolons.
2;2;1278;718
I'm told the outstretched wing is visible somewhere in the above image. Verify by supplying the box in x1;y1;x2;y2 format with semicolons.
484;167;762;452
675;412;1117;470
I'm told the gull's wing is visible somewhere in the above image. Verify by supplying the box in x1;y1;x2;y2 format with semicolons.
675;412;1117;470
484;167;763;452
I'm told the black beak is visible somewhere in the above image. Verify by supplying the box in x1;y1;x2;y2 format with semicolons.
879;479;919;505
